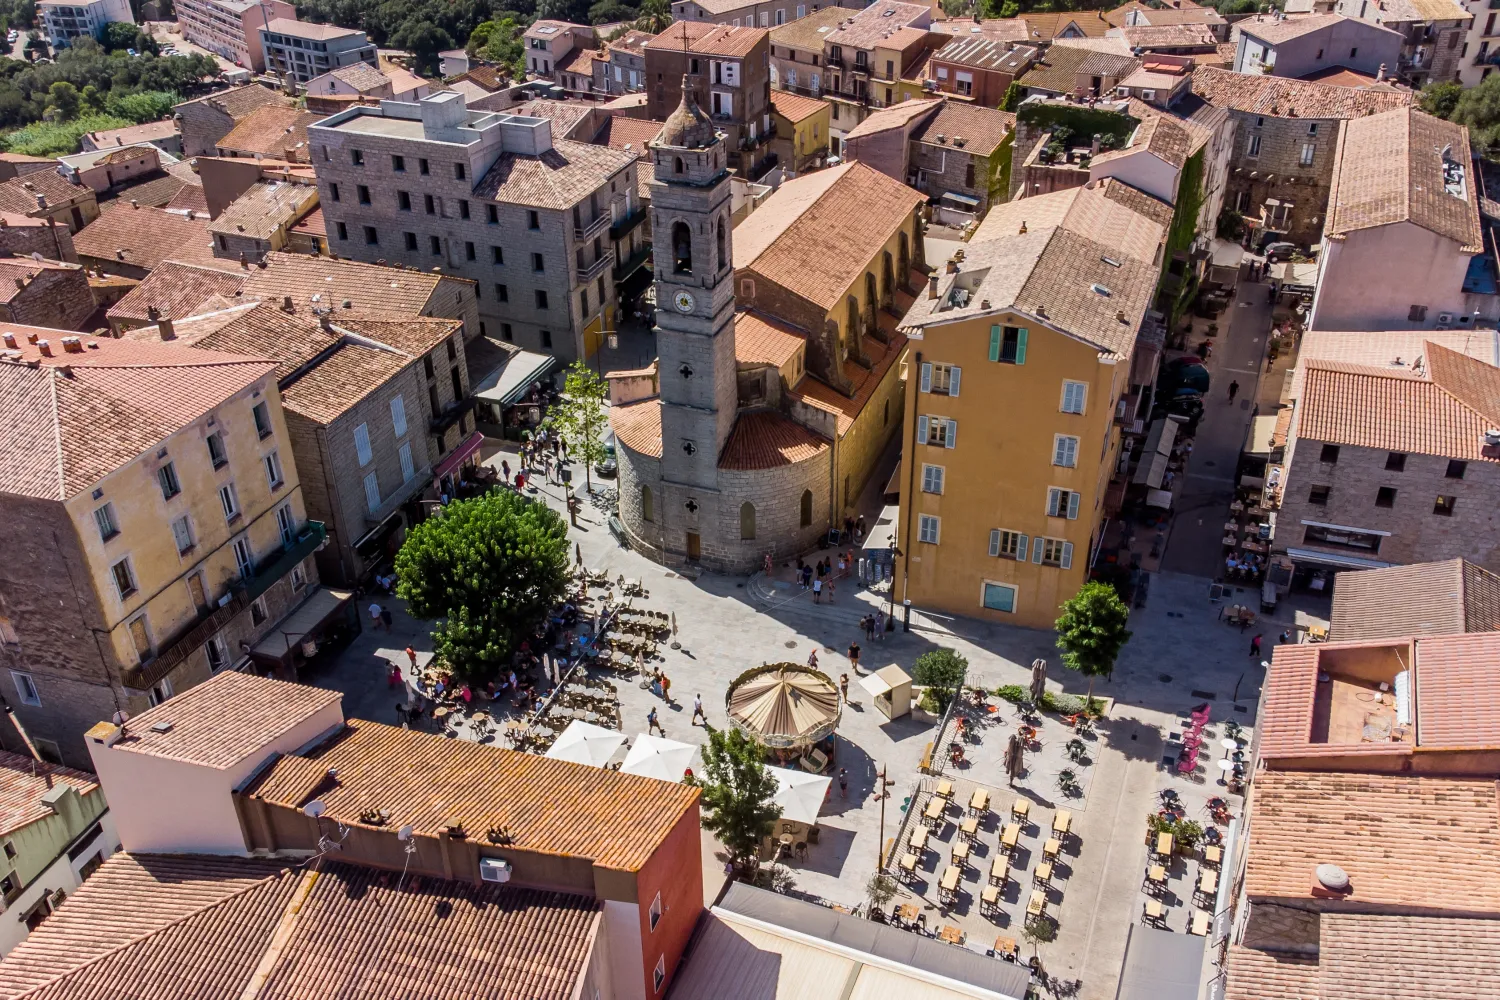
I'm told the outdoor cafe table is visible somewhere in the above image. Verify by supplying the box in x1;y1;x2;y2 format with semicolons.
994;936;1019;959
910;828;930;853
940;866;961;893
896;903;921;925
990;856;1009;885
924;797;946;825
1001;823;1020;850
938;925;965;945
1027;890;1046;917
959;816;980;841
1052;810;1072;836
969;788;990;814
1156;832;1174;858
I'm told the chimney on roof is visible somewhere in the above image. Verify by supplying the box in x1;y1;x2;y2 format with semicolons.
61;336;82;353
10;277;22;291
1377;63;1387;81
319;312;333;333
158;316;175;341
282;294;295;312
1018;221;1027;234
115;136;122;145
130;199;139;209
927;273;938;299
185;209;194;221
35;339;50;356
2;333;15;348
1116;309;1127;323
25;332;37;344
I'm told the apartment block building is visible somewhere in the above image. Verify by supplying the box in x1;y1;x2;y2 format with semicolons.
768;6;847;99
892;182;1166;629
646;22;775;179
1458;0;1500;83
0;332;330;770
598;29;655;95
308;92;638;362
175;0;296;72
1231;12;1403;78
259;18;377;86
672;0;861;28
523;19;595;79
814;2;938;149
36;0;132;49
1333;0;1470;85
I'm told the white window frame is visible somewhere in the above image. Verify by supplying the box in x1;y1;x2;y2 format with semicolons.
147;676;174;707
1053;435;1080;468
399;441;416;483
649;890;663;931
157;461;181;501
276;503;296;547
1299;142;1315;166
1247;133;1261;158
205;634;229;672
918;514;940;544
291;563;308;593
653;954;666;992
980;581;1017;613
171;514;194;554
917;415;957;448
1047;487;1081;519
264;449;283;490
232;535;254;578
110;557;137;600
364;471;382;513
354;422;373;466
11;671;40;707
1061;380;1087;414
94;502;119;542
220;482;240;521
921;464;944;494
989;528;1024;560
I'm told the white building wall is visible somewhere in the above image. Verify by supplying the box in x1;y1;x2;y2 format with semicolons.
0;811;119;956
1309;222;1490;331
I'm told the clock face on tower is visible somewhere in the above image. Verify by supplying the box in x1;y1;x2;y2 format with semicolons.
673;290;696;313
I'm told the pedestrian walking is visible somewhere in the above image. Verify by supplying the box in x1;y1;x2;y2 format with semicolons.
368;602;384;632
838;767;848;799
405;645;417;670
502;459;510;482
874;610;885;640
379;605;393;631
808;648;819;669
839;672;850;704
837;555;847;579
848;640;861;672
1228;380;1240;403
647;706;664;736
1250;633;1262;657
692;693;707;726
862;615;874;641
661;673;673;704
1278;630;1290;645
812;578;823;603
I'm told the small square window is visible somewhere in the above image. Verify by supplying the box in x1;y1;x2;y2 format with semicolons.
454;162;466;181
1319;444;1340;464
465;241;476;261
392;154;405;171
649;891;663;931
528;210;540;229
207;432;227;468
495;283;508;302
487;204;499;224
1435;495;1457;516
535;289;549;309
351;148;364;166
492;245;504;264
431;235;442;256
357;184;370;205
918;514;940;544
1447;459;1468;479
11;671;39;707
419;158;429;175
1375;486;1397;508
397;190;411;211
1408;304;1428;322
110;558;136;599
329;182;340;202
921;464;943;494
364;225;379;245
532;253;545;272
336;221;348;241
157;461;181;500
405;231;418;251
94;503;119;542
424;193;435;215
459;200;470;220
501;323;514;341
1308;484;1331;505
252;401;272;439
1385;451;1406;472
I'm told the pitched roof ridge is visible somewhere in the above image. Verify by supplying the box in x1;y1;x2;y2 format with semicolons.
1303;357;1426;379
46;365;63;501
8;861;294;1000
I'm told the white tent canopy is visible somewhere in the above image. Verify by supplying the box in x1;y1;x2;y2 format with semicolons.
766;765;832;826
543;720;626;768
620;733;695;781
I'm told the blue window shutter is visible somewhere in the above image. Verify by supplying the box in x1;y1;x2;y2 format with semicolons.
917;414;928;443
920;362;932;393
949;366;961;396
1046;488;1058;517
989;325;1001;362
946;419;957;448
1031;536;1044;563
1015;328;1028;365
1067;491;1080;519
1060;541;1074;570
1017;534;1028;559
989;529;1000;557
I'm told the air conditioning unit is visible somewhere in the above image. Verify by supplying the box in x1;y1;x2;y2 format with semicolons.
1437;311;1454;326
479;858;512;883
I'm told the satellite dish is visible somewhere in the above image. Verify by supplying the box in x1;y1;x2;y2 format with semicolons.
303;800;326;818
110;711;129;725
397;825;413;841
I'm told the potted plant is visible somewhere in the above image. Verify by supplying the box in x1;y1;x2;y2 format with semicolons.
1175;820;1204;854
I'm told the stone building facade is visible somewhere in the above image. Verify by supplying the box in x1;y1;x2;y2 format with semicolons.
646;23;776;180
0;215;76;262
173;86;294;158
0;259;94;330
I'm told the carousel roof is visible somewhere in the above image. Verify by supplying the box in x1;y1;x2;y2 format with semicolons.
727;665;841;748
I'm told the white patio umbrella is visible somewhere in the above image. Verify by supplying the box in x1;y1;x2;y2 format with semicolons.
544;720;626;768
620;733;696;781
766;765;832;826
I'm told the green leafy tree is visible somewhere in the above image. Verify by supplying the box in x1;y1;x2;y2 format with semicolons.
1023;914;1056;957
697;727;782;867
45;81;78;119
636;0;671;33
105;89;178;123
2;111;130;154
466;19;497;57
547;360;609;493
394;489;570;681
866;872;898;912
101;21;141;51
482;16;526;78
1421;80;1463;120
1000;80;1023;113
391;19;455;75
589;0;637;23
1054;581;1133;702
911;647;967;712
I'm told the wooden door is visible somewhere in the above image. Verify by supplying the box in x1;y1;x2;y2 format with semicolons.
686;532;701;561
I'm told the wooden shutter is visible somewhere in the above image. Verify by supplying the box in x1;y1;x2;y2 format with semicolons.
949;366;961;396
1015;328;1028;365
1067;491;1081;519
989;529;1001;557
920;362;932;393
946;419;957;448
1031;536;1044;563
1046;488;1059;517
917;414;928;443
1016;534;1027;560
989;325;1001;362
1060;542;1074;569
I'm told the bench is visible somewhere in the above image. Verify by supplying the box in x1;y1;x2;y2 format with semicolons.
607;515;629;547
919;741;934;774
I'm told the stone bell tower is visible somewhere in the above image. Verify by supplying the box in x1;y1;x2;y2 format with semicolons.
649;79;737;491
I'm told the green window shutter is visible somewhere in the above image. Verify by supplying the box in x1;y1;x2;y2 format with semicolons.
989;325;1001;362
1015;328;1028;365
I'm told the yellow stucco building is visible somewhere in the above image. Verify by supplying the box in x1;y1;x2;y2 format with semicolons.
893;181;1167;628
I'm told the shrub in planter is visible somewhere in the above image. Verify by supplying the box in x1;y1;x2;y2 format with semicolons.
996;684;1028;704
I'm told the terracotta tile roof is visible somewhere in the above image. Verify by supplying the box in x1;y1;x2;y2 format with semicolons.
770;90;829;124
1325;108;1483;250
718;408;829;470
207;179;318;242
0;170;93;216
1116;22;1217;47
608;396;663;458
1020;44;1138;93
174;84;291;120
1297;346;1500;461
734;310;806;368
929;18;1033;42
646;21;766;58
1225;945;1320;1000
1244;769;1500;912
1257;641;1395;762
511;98;595;139
560;47;602;76
525;18;583;39
244;718;698;871
215;105;319;159
456;65;508;92
74;203;215;272
1330;559;1500;642
474;138;635;210
0;751;97;836
114;670;340;769
0;853;602;1000
768;6;848;51
1317;913;1500;1000
1022;9;1115;39
1412;632;1500;749
1237;11;1348;42
932;34;1022;71
278;340;414;421
0;334;275;500
1191;64;1412;118
0;258;82;303
1092;114;1192;169
607;29;656;55
843;98;941;142
591;114;664;156
184;301;335;370
790;331;907;436
239;252;445;315
975;183;1159;260
1106;1;1226;27
107;170;188;209
734;162;924;311
910;101;1015;157
107;262;247;327
327;61;389;93
331;311;463;356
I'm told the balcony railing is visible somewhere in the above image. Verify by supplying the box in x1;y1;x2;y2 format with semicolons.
126;593;246;690
613;244;652;280
610;205;648;240
245;521;327;601
577;247;616;282
574;212;609;241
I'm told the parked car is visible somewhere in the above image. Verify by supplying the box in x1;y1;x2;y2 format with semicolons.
1160;358;1210;397
1262;241;1299;263
595;430;617;478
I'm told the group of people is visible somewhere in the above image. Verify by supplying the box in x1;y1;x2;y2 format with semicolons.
796;551;859;604
1224;551;1265;581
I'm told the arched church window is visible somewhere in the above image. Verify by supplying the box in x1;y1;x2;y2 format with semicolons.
740;502;756;540
642;486;654;523
800;490;813;528
673;221;693;275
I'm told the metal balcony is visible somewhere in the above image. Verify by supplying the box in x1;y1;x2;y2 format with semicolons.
245;521;327;601
577;248;616;282
574;212;609;241
609;205;648;240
